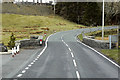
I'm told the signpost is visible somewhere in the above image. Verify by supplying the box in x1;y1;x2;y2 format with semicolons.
102;0;104;40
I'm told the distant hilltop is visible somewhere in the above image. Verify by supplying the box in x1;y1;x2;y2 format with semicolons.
2;0;55;5
2;0;14;3
2;3;54;16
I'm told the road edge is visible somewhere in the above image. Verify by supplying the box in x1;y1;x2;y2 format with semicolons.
76;34;120;69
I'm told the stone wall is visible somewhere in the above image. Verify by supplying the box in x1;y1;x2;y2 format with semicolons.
82;36;116;49
15;35;44;48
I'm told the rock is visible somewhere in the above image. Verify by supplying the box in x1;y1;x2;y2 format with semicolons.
0;43;8;52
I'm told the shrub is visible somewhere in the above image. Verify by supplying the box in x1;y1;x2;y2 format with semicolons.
8;33;16;49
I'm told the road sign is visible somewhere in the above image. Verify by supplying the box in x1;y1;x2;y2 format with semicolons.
109;35;118;49
111;35;118;42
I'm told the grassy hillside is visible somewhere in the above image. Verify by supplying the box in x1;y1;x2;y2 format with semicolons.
1;14;86;45
2;3;53;16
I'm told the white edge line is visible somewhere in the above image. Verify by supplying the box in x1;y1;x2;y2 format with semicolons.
39;34;53;56
77;38;120;68
76;71;80;80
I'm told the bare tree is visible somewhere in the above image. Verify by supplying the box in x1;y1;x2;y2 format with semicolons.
104;2;120;24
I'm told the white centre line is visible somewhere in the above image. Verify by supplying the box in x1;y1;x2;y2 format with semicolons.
73;59;77;67
33;60;36;63
25;67;29;70
31;62;34;65
22;70;26;73
68;48;72;52
35;58;38;61
66;44;68;47
71;52;74;58
76;71;80;80
28;64;32;67
17;74;23;77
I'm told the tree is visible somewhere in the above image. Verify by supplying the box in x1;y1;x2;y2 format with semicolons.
55;2;102;26
8;33;16;49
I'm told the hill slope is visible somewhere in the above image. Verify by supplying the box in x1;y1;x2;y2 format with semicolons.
1;14;86;45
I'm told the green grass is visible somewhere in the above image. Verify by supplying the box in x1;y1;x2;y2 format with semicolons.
78;34;83;41
101;49;119;63
1;13;86;45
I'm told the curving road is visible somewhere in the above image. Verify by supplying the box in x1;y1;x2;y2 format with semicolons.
7;26;119;80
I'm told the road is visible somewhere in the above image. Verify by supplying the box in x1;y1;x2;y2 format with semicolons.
3;26;119;80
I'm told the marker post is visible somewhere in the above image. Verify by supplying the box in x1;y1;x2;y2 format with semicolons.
12;48;14;57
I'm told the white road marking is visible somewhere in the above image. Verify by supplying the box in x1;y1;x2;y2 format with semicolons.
35;58;38;61
17;74;22;77
77;38;120;68
33;60;36;63
71;52;74;58
66;44;68;47
22;70;26;73
38;55;41;57
68;48;71;52
16;34;53;77
73;59;77;67
76;71;80;80
25;67;29;70
31;62;34;65
28;64;32;67
37;56;39;59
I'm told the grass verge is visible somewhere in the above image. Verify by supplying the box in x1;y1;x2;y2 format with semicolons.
77;28;119;64
101;49;119;64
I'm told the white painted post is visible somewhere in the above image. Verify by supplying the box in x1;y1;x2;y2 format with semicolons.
109;35;111;49
18;45;19;52
17;45;19;53
12;48;14;57
14;47;16;55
